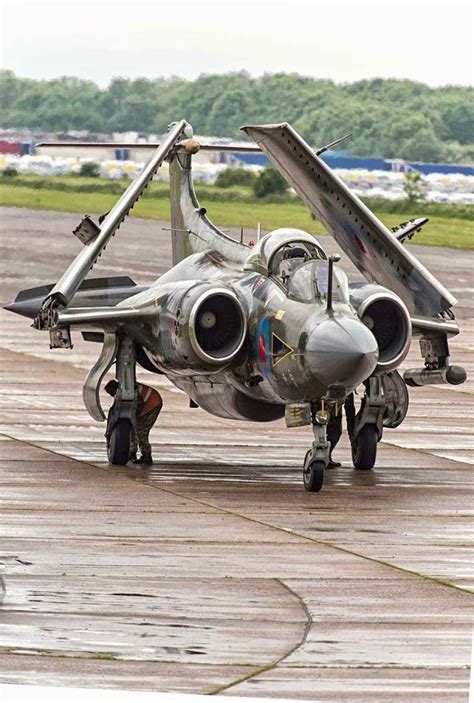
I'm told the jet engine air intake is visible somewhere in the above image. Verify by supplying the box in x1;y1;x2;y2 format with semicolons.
189;289;247;363
358;293;411;371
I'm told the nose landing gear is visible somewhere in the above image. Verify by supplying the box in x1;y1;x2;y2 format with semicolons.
302;400;333;492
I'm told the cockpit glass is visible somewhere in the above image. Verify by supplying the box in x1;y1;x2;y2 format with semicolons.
287;262;348;304
315;265;329;296
270;241;326;279
286;262;314;302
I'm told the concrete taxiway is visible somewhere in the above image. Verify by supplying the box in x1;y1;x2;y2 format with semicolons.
0;207;472;700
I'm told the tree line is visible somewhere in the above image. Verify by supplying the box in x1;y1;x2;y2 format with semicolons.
1;70;472;163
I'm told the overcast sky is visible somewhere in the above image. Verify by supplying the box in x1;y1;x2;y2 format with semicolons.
1;0;473;87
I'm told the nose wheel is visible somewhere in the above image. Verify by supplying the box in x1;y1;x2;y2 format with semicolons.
303;451;325;492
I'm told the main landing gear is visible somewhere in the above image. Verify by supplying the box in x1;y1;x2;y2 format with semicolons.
349;376;386;471
108;418;132;465
106;336;138;465
351;424;378;470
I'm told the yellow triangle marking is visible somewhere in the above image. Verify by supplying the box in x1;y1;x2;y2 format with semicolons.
271;332;294;367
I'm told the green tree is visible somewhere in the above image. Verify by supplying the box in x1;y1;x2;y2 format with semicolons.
215;167;257;188
79;162;100;177
0;71;472;163
253;167;288;198
439;101;474;145
207;88;253;137
399;127;444;162
403;172;426;203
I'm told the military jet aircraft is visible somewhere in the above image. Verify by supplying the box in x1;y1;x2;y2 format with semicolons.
5;120;467;491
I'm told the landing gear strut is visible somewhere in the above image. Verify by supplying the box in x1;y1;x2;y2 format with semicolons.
106;336;137;465
302;400;333;492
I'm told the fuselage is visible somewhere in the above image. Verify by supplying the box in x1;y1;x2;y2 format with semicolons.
119;234;379;421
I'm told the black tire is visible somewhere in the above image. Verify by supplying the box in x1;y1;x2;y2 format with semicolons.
352;424;377;470
303;456;325;492
107;418;131;465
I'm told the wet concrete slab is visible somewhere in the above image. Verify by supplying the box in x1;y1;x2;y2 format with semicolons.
220;667;470;702
0;208;473;699
0;655;254;693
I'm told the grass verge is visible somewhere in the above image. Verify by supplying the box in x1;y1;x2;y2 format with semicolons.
1;181;472;249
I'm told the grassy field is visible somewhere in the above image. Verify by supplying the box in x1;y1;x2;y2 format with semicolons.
1;177;472;249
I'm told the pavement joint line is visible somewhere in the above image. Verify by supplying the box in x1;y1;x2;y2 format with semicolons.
0;649;261;667
380;438;474;467
0;649;469;671
208;578;312;695
1;608;302;627
1;431;472;598
267;663;472;670
0;538;306;546
1;507;471;516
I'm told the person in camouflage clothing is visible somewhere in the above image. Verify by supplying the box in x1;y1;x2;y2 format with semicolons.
105;380;163;465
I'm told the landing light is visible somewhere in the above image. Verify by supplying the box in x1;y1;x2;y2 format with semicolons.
315;409;329;425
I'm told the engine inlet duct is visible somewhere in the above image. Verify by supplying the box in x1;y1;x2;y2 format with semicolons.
189;289;247;364
353;287;412;373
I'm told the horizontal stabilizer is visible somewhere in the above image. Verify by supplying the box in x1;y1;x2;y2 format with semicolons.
37;141;262;153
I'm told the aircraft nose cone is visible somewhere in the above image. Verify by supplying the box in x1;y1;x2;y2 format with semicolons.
306;317;379;388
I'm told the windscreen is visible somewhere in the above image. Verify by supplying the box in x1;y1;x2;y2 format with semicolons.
287;262;348;304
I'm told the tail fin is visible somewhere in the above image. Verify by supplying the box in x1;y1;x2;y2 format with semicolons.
168;151;248;266
37;132;256;268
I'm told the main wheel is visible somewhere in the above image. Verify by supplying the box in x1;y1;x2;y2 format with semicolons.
107;418;131;465
352;424;377;470
303;453;325;492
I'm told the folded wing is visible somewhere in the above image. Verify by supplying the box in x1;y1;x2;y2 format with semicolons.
242;122;457;318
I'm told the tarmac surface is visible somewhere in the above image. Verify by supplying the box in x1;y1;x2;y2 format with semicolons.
0;207;473;700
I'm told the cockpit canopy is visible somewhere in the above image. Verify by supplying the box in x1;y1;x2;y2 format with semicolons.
244;228;348;305
244;228;326;277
